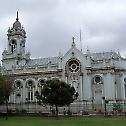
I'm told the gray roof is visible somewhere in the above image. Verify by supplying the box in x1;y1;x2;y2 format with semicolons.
90;52;119;61
27;57;59;67
26;52;120;67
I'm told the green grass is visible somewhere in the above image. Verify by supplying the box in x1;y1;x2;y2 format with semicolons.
0;116;126;126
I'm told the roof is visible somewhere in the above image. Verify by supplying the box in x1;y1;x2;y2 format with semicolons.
90;52;120;61
26;57;59;67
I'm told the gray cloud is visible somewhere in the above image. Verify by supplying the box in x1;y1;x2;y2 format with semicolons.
0;0;126;60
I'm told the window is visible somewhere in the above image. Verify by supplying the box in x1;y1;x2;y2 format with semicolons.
26;80;34;101
93;75;102;84
10;40;17;53
28;80;33;87
28;92;30;100
17;60;19;65
38;79;46;90
66;59;80;73
15;81;22;88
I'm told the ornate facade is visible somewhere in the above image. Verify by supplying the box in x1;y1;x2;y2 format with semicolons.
1;13;126;111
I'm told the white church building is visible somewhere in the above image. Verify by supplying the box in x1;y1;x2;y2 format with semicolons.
1;12;126;111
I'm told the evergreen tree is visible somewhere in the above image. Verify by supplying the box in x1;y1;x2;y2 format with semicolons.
35;79;78;117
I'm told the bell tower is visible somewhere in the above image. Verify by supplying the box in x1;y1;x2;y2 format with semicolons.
2;12;29;70
7;11;26;55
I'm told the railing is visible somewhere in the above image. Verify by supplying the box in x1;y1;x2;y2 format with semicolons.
0;103;126;116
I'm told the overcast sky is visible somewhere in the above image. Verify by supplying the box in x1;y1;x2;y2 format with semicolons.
0;0;126;60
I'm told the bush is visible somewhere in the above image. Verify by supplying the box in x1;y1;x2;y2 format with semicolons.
113;103;122;113
21;109;27;113
15;108;20;113
67;110;72;115
8;109;12;113
82;111;89;115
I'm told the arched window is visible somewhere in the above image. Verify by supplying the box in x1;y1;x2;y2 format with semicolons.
10;40;17;53
14;80;22;89
38;79;46;91
14;80;23;103
26;80;34;101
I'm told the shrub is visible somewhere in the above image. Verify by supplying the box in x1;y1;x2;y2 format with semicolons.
82;111;89;115
113;103;123;113
67;110;72;115
21;109;27;113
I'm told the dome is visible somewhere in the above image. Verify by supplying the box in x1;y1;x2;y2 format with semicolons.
13;11;21;29
13;20;21;29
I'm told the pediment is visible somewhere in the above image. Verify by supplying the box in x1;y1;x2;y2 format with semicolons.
63;46;84;62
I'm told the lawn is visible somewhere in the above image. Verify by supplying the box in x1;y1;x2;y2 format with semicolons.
0;116;126;126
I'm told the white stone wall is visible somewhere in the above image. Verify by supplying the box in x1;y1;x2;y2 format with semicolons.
103;73;115;100
83;74;92;100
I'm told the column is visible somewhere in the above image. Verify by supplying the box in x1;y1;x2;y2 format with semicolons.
104;73;115;100
80;73;83;100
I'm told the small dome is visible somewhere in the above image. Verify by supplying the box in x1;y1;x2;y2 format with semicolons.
13;20;21;29
13;11;21;29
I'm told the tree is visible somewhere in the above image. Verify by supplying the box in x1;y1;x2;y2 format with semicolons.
0;74;14;120
35;79;78;117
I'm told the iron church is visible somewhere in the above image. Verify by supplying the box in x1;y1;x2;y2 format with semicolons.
1;13;126;111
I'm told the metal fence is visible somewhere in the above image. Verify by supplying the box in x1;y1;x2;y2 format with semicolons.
0;102;126;115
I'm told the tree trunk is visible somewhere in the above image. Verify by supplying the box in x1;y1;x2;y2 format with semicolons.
5;99;8;120
55;105;58;118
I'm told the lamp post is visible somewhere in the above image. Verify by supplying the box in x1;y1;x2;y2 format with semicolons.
102;96;107;115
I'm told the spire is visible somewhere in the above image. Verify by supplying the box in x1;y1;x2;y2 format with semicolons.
13;11;21;29
16;11;19;21
71;37;76;47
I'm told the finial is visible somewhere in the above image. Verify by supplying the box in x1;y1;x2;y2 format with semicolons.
72;37;75;43
16;11;19;21
71;37;76;47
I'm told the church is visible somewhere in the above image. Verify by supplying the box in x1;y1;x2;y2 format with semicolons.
1;12;126;112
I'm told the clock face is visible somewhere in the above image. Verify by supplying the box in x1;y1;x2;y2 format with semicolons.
67;59;80;73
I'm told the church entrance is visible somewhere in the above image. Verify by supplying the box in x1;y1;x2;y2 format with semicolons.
93;85;102;109
92;75;103;110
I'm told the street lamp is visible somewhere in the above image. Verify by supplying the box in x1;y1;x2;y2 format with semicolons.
102;96;107;115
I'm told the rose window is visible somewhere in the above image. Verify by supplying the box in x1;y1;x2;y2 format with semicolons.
68;59;80;73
